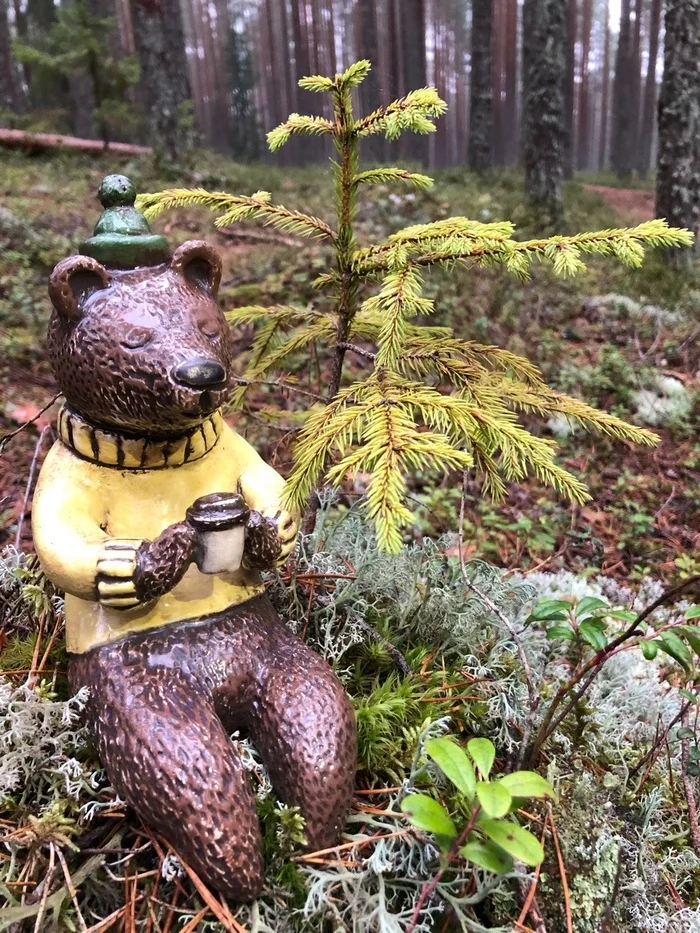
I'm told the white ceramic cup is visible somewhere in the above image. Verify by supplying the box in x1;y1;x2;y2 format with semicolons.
186;493;250;574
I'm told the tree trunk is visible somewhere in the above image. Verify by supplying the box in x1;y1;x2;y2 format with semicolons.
598;1;611;170
0;127;151;153
130;0;193;161
656;0;700;262
400;0;426;162
504;0;518;163
562;0;576;178
355;0;383;159
523;0;566;222
492;0;506;164
0;0;18;112
469;0;493;171
637;0;661;177
611;0;635;178
577;0;593;169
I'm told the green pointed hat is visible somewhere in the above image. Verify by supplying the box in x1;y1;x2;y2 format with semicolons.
79;174;170;269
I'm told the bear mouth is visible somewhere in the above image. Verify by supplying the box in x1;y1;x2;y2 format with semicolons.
199;390;216;413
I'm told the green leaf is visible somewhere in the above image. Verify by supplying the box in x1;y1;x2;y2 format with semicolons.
677;626;700;657
575;596;609;617
686;607;700;620
658;631;692;671
425;737;476;799
678;726;695;740
579;618;608;651
527;599;573;623
604;609;638;622
468;738;496;778
499;771;555;800
479;818;545;867
640;640;658;660
476;781;512;818
546;624;576;640
461;839;513;874
401;794;457;839
680;688;698;705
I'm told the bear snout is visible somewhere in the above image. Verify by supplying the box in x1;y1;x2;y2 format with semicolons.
172;357;227;388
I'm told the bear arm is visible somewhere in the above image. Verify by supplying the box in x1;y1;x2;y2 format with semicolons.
235;437;300;568
133;522;197;602
33;460;114;602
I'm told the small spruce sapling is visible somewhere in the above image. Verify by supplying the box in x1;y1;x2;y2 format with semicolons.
137;60;692;553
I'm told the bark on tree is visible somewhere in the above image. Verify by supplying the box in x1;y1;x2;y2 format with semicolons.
523;0;566;222
598;0;611;170
577;0;593;170
0;127;151;153
469;0;493;171
637;0;662;177
611;0;635;178
656;0;700;261
0;0;18;112
562;0;576;178
355;0;383;160
504;0;518;163
130;0;193;161
492;0;506;164
400;0;426;162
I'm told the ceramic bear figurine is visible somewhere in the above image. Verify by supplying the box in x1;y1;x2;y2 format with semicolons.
32;174;357;901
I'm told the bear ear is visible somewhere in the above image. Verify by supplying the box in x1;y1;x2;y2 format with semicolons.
49;256;110;321
170;240;222;298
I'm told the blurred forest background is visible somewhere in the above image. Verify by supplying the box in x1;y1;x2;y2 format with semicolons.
0;0;669;175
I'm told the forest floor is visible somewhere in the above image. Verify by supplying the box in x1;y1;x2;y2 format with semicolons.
582;184;656;225
1;150;700;932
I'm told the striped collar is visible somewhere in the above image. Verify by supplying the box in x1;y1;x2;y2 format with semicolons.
57;406;223;470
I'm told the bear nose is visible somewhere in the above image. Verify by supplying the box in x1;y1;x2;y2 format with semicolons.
172;357;226;388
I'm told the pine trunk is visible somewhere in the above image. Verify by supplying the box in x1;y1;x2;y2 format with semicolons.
577;0;593;169
469;0;493;171
0;0;18;111
562;0;576;178
523;0;566;222
492;0;506;164
637;0;661;176
130;0;193;161
611;0;634;178
401;0;426;163
598;0;611;169
504;0;518;164
355;0;383;159
656;0;700;260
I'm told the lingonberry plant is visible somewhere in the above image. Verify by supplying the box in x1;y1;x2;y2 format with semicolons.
137;60;691;552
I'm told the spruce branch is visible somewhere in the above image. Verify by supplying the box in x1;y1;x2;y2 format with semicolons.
354;168;434;190
354;88;448;139
137;188;335;241
267;114;335;152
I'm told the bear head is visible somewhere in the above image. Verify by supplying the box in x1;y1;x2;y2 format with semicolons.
47;240;233;436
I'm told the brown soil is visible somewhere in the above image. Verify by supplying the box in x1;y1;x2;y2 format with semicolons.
583;184;655;225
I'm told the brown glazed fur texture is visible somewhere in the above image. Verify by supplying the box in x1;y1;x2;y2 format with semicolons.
47;250;232;436
70;595;357;902
48;242;358;899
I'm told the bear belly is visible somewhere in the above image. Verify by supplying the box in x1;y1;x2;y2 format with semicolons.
64;566;265;653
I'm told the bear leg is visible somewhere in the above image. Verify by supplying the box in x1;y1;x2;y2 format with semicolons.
70;648;264;902
248;641;357;851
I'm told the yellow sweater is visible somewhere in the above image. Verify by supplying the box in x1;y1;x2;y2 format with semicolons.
33;408;299;654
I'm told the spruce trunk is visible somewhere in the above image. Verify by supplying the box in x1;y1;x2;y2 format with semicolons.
656;0;700;262
523;0;566;223
468;0;493;172
130;0;192;162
